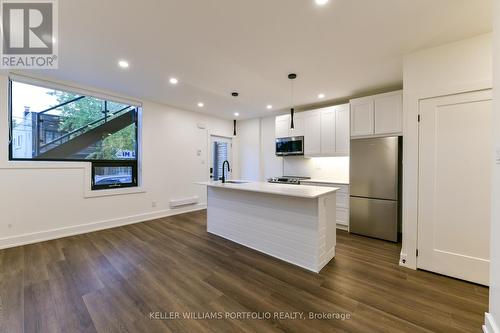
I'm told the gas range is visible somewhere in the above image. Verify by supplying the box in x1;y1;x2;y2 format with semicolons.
267;176;311;185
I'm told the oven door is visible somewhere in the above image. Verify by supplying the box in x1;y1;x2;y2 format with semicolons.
276;136;304;156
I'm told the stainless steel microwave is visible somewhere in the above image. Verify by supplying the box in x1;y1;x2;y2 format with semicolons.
275;136;304;156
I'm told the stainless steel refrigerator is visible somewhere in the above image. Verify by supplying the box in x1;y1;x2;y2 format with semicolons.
350;137;401;242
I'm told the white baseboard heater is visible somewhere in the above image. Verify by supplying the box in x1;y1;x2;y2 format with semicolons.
169;196;199;208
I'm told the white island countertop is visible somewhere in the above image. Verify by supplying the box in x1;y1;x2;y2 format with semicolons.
196;181;339;199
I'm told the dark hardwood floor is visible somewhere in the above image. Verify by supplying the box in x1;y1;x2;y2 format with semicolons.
0;210;488;332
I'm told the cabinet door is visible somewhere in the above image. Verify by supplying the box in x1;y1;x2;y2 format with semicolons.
335;104;350;155
350;99;374;137
290;112;304;137
320;107;336;155
374;92;403;135
304;110;321;156
275;115;290;138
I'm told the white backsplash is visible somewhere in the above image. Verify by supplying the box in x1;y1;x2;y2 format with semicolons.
283;156;349;182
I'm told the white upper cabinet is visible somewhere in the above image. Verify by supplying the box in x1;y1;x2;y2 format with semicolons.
275;112;304;138
275;114;290;138
304;110;321;156
350;90;403;138
290;112;304;137
374;92;403;135
350;99;374;137
275;103;350;157
320;107;336;156
335;104;350;154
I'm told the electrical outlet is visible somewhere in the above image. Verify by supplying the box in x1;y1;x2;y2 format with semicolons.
399;253;407;265
151;201;157;208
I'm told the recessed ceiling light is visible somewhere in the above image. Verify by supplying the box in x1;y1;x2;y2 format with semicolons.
197;102;204;107
118;60;129;68
234;112;239;117
315;0;329;6
169;77;179;85
266;105;273;110
318;93;326;99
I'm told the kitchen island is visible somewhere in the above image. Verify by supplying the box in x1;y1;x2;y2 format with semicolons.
197;181;339;272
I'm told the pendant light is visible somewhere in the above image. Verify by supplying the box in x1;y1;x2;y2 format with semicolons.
232;92;239;136
288;73;297;129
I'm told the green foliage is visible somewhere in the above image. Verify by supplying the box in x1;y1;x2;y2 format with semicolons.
87;125;136;160
48;90;136;160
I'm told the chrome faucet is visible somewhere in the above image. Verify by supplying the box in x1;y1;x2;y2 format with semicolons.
221;160;230;183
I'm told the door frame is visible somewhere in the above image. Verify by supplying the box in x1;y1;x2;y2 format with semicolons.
208;134;233;181
400;80;492;271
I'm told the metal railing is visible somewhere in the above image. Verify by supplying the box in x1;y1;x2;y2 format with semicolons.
38;105;134;154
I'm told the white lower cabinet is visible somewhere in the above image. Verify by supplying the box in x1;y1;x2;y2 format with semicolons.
301;181;349;230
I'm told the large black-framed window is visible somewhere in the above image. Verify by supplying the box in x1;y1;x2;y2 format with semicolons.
8;78;140;190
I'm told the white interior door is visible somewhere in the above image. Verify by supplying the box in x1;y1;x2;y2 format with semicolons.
417;89;492;285
210;136;232;181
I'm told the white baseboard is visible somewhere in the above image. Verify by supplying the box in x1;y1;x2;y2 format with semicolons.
0;203;207;250
484;313;500;333
336;223;349;231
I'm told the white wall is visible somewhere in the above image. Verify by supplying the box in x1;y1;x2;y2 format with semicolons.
0;74;234;249
283;156;349;182
235;118;261;181
401;33;493;270
260;116;283;180
487;4;500;332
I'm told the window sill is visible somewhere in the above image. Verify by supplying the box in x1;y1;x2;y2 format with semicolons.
0;160;89;169
84;186;145;198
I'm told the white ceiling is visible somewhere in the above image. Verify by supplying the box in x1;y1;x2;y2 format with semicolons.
13;0;492;119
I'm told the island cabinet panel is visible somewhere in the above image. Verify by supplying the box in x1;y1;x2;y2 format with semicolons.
206;186;337;273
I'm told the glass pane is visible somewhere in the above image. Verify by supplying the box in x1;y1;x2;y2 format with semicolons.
94;166;133;187
213;142;228;180
10;80;138;161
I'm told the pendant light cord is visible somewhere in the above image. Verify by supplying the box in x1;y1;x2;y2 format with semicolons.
289;74;295;129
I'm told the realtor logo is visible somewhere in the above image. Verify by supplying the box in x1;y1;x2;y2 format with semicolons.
0;0;58;68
